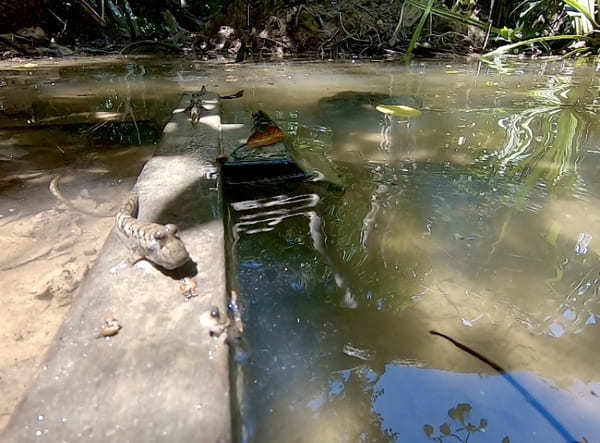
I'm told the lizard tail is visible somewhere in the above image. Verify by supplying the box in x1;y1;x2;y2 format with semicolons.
119;194;139;218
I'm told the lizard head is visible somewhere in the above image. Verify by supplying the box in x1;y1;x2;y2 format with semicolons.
149;224;190;270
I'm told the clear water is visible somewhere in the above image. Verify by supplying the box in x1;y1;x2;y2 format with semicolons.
1;57;600;442
223;60;600;442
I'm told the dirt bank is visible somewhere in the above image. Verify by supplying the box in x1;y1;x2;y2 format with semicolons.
0;173;138;432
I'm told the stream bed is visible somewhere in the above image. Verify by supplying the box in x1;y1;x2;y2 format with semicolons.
1;56;599;441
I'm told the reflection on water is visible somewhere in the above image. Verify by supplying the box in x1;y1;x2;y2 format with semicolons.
225;61;600;442
375;366;599;441
2;56;600;440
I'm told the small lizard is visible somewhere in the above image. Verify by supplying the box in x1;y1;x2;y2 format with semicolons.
184;86;244;126
184;86;208;126
115;194;190;270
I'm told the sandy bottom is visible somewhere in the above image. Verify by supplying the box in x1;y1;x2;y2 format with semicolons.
0;175;132;432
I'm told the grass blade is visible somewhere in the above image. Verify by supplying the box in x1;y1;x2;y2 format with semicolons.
404;0;435;63
482;34;592;58
405;0;506;34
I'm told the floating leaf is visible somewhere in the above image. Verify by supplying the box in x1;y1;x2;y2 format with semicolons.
502;437;511;443
445;70;461;74
375;104;422;118
479;418;488;430
423;424;434;437
440;423;452;435
16;63;38;68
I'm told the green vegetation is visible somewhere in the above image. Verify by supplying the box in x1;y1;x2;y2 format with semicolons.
2;0;600;60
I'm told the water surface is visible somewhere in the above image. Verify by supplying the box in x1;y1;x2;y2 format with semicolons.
222;60;600;442
1;57;599;441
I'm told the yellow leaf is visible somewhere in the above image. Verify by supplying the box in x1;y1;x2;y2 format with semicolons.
375;104;422;118
445;70;461;74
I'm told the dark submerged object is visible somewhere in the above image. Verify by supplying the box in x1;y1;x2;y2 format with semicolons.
220;158;309;186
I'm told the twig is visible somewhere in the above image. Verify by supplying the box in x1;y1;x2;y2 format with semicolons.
318;29;339;52
354;2;379;20
338;12;354;39
247;0;250;28
73;0;107;26
359;33;373;55
295;4;306;26
390;1;407;46
482;0;496;50
48;9;68;35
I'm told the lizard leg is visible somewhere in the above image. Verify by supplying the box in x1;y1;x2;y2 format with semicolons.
126;250;145;266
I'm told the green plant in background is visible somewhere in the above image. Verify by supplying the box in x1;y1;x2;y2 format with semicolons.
563;0;598;32
403;0;522;61
404;0;435;62
405;0;520;38
483;0;600;58
403;0;600;60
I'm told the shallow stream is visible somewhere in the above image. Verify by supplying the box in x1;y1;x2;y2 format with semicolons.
222;60;600;442
1;57;599;441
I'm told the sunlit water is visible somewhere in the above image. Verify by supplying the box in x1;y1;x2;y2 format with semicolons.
1;57;600;441
223;60;600;442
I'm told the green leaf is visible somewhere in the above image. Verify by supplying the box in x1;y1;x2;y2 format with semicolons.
375;105;422;117
440;423;452;435
423;424;434;437
404;0;435;63
448;403;472;423
482;35;592;59
405;0;507;35
562;0;599;28
448;407;458;421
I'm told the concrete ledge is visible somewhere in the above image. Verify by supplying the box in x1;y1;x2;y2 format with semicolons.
2;94;231;443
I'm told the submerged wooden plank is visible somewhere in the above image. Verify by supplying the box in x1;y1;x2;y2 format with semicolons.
1;93;231;443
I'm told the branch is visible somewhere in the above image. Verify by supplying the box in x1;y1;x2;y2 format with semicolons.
74;0;107;26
